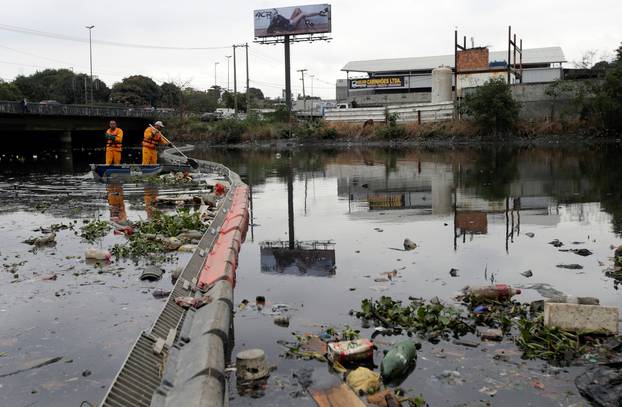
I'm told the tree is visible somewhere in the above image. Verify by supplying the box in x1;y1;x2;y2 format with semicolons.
182;87;217;112
110;75;160;106
12;69;109;104
593;43;622;132
0;79;23;100
462;78;521;136
160;82;182;108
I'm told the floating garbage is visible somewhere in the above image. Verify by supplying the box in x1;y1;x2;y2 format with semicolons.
380;340;419;382
236;349;270;381
24;232;56;246
273;315;290;327
174;294;212;309
152;289;171;299
84;248;111;261
177;244;198;253
463;284;522;302
139;265;164;282
346;367;381;395
328;339;374;364
403;238;417;251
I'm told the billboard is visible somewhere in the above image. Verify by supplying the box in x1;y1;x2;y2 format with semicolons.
254;4;331;38
349;77;405;90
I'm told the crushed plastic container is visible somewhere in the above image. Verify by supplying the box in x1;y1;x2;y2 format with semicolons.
464;284;521;302
84;248;111;261
328;339;374;364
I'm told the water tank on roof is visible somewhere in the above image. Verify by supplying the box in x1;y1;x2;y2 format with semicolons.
431;66;452;103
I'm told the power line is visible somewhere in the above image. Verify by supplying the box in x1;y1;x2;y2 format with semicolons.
0;23;231;51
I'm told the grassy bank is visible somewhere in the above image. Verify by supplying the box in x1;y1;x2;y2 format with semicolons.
167;115;599;145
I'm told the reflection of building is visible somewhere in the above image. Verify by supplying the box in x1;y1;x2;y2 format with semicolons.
260;240;336;277
456;211;488;234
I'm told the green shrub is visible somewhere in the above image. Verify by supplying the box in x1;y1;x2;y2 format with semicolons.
462;78;520;136
209;118;247;143
376;124;407;140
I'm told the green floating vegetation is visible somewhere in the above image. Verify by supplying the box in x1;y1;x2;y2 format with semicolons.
80;219;112;242
355;296;474;341
516;315;585;365
111;209;206;260
136;209;206;237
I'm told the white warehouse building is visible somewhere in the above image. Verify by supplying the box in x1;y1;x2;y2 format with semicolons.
336;47;566;107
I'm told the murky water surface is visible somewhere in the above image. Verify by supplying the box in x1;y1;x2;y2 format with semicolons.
1;143;622;406
201;144;622;407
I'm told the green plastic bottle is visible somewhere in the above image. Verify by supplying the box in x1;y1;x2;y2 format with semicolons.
380;340;419;382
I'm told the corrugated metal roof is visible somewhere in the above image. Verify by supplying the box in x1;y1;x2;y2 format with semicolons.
342;47;565;73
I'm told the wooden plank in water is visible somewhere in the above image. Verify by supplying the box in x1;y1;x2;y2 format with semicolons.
310;383;366;407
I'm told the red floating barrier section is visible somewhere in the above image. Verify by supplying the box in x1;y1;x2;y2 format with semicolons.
197;185;249;291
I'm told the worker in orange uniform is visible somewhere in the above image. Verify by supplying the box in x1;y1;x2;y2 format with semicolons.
105;120;123;165
142;121;168;165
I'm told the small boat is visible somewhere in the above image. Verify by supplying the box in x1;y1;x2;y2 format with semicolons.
90;163;193;181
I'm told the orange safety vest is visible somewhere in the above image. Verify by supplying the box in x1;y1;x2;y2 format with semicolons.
106;128;123;150
143;127;163;150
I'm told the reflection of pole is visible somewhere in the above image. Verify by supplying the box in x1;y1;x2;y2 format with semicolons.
304;174;308;215
505;196;509;253
284;35;292;115
287;158;295;249
249;182;254;242
453;187;457;251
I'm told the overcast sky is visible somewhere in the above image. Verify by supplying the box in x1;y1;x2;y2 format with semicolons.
1;0;620;99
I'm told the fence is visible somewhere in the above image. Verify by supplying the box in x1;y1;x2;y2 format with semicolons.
324;101;454;124
0;100;175;118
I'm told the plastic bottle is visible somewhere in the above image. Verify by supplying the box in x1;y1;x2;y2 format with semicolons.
464;284;521;301
380;340;419;382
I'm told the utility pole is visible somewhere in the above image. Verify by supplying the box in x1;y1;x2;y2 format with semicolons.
297;69;307;116
233;45;238;115
85;25;94;109
310;74;315;98
214;61;219;87
245;43;250;114
225;55;232;91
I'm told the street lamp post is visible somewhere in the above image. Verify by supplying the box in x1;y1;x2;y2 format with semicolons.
85;25;95;109
310;74;315;98
214;62;219;88
225;55;232;91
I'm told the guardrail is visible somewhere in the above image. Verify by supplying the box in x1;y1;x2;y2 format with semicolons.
0;100;175;118
324;101;454;123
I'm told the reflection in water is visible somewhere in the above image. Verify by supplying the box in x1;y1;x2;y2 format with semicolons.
143;184;158;218
260;240;336;276
106;183;127;223
203;143;622;240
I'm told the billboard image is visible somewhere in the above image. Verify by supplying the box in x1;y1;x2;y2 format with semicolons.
349;77;405;90
254;4;331;38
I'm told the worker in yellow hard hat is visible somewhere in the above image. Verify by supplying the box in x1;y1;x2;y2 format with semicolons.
105;120;123;165
142;121;168;165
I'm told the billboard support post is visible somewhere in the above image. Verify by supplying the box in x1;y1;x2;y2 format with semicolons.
284;35;292;116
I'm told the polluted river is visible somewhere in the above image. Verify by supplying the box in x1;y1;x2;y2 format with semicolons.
1;142;622;406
